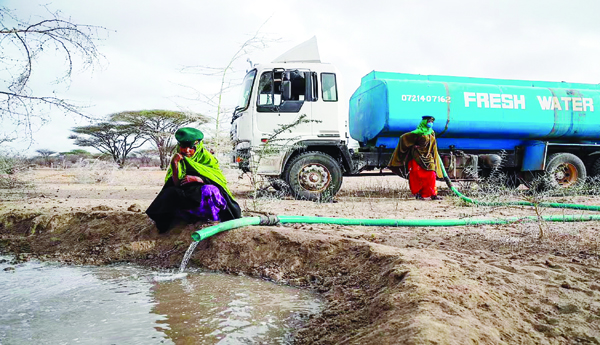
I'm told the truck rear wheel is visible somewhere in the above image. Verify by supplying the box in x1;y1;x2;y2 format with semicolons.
591;157;600;177
285;151;343;201
544;153;587;188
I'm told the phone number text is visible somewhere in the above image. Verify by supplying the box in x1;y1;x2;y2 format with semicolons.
401;95;451;103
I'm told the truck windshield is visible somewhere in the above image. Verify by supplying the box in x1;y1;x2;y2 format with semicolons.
237;69;256;110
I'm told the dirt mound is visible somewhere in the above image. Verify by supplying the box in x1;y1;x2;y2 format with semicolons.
1;209;599;344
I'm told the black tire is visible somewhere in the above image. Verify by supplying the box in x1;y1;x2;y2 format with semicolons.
269;177;290;193
285;151;343;201
544;153;587;188
591;157;600;177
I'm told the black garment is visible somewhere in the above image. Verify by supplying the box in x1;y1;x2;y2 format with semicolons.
146;175;241;233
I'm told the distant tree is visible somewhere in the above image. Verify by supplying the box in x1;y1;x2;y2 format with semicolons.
60;149;92;157
0;6;107;141
93;152;113;160
69;122;148;167
59;149;92;164
133;148;160;167
35;149;56;167
110;110;208;169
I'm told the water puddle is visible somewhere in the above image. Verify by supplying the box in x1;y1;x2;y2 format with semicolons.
0;256;321;344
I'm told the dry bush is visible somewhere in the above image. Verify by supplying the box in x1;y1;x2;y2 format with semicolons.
337;174;413;199
536;175;600;198
242;173;415;214
0;152;32;189
447;171;600;252
463;172;519;199
459;220;600;257
236;174;291;215
68;160;165;186
113;166;165;187
70;159;120;184
0;152;35;202
0;175;28;190
450;170;600;206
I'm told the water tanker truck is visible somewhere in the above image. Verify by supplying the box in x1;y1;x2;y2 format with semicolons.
230;38;600;200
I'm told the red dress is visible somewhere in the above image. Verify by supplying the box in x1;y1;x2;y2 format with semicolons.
408;159;437;198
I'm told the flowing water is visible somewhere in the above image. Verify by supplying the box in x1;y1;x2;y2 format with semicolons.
179;241;199;273
0;256;321;344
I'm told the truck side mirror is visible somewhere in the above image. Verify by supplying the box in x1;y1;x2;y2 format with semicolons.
282;80;292;101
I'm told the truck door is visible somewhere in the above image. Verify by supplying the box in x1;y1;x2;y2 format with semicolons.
316;72;340;138
255;69;312;139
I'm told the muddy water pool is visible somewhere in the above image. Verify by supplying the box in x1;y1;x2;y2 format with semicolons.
0;256;321;344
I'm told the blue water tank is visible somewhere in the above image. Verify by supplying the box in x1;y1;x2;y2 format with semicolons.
349;71;600;150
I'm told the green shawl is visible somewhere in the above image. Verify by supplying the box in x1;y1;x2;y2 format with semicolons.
388;120;443;177
411;119;434;136
164;142;234;199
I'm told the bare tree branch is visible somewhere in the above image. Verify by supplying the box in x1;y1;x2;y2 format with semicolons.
180;17;279;152
0;6;108;143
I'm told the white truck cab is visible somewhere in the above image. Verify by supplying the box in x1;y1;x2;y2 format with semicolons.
230;37;354;201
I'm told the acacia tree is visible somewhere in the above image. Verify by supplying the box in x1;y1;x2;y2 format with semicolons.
35;149;56;167
60;149;92;157
0;6;106;141
110;110;208;169
59;149;92;164
69;122;148;167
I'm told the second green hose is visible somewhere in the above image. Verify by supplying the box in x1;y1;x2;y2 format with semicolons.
437;152;600;211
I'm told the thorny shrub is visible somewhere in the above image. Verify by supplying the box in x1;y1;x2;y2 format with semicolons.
0;151;32;189
449;169;600;247
70;159;120;184
241;114;319;212
460;172;600;203
336;175;413;199
455;218;600;258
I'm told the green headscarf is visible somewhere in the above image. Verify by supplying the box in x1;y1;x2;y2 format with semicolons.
164;141;234;199
411;119;434;136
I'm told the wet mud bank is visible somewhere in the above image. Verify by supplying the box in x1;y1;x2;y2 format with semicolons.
2;210;600;344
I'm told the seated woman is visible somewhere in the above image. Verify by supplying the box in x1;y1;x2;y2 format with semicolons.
146;127;242;233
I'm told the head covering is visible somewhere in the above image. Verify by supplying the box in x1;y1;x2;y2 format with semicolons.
422;115;435;121
165;141;235;199
411;117;434;136
175;127;204;147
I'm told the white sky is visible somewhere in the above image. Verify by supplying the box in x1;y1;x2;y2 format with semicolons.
3;0;600;156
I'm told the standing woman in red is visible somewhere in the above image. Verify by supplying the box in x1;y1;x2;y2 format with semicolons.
388;116;444;200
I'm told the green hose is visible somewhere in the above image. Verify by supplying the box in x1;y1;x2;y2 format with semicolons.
190;153;600;242
191;214;600;241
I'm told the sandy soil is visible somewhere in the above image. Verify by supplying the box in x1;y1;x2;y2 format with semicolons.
1;167;600;344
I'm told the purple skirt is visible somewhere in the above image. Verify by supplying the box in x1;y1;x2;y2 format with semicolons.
179;184;227;221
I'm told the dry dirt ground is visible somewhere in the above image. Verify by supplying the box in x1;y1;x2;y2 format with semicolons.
1;167;600;344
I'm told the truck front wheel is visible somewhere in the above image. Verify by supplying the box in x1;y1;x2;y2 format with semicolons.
545;153;587;188
285;151;343;201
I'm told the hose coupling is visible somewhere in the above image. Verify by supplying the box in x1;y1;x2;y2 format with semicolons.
259;215;281;226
